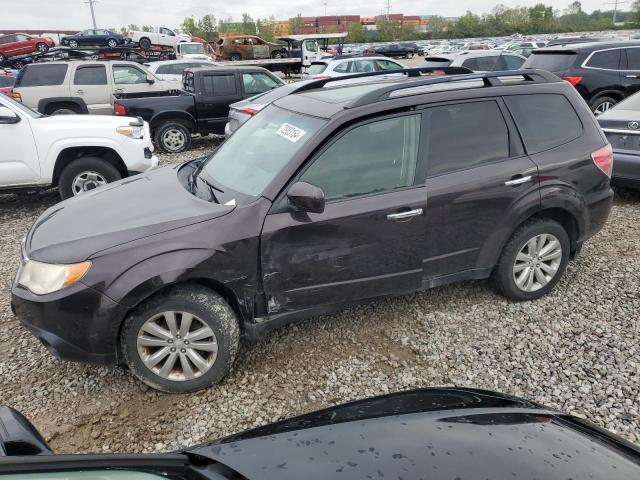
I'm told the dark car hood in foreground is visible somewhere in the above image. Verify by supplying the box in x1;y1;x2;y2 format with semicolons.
189;388;640;480
26;166;234;264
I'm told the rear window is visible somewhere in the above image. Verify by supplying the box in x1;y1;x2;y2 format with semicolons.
523;52;577;72
16;64;68;87
307;63;327;75
423;57;452;68
505;94;582;154
461;56;498;71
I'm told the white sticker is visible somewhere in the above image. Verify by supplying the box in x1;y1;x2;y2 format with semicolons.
276;123;306;143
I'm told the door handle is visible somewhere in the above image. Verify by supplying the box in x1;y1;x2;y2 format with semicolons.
387;208;423;220
114;88;124;93
504;175;532;186
76;89;84;94
625;74;640;78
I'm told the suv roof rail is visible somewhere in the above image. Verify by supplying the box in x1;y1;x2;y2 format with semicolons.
292;66;474;94
347;68;561;108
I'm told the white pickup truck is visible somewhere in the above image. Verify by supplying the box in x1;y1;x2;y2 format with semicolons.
0;94;158;200
128;27;191;50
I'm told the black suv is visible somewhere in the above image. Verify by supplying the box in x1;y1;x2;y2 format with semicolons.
12;69;613;392
523;40;640;114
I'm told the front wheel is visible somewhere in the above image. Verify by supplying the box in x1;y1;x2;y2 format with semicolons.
139;38;152;50
491;219;570;301
35;42;49;53
154;122;192;153
107;38;118;48
120;286;240;392
68;40;79;48
230;53;241;61
58;156;122;199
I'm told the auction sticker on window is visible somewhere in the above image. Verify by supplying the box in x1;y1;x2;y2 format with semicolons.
276;123;306;143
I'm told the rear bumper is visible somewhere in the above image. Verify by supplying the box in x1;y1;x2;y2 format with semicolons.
612;151;640;187
583;187;614;241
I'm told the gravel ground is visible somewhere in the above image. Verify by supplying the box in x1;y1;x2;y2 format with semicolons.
0;136;638;455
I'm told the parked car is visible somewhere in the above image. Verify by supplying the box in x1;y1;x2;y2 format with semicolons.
174;42;215;61
523;40;640;115
0;33;54;62
0;94;157;199
12;60;176;115
597;91;640;188
303;55;406;80
0;70;16;96
3;388;640;477
144;60;218;82
12;69;613;391
128;26;191;50
216;35;289;61
364;43;415;58
60;29;127;49
450;50;526;71
113;66;284;152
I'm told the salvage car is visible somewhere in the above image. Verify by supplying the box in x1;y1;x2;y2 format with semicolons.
597;91;640;188
2;388;640;479
0;33;54;62
12;69;613;392
114;66;284;152
128;27;191;50
0;93;157;199
216;35;289;61
60;29;127;49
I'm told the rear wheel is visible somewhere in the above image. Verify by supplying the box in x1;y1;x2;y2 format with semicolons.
590;96;617;116
58;156;122;199
230;53;241;61
139;38;152;50
154;121;192;153
107;38;118;48
491;219;570;301
120;286;240;392
0;53;5;62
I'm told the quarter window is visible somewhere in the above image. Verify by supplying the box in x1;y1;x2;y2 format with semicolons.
461;56;498;71
74;65;107;85
505;94;582;154
16;64;68;87
502;54;525;70
333;62;351;73
202;74;237;96
586;49;621;70
301;114;421;202
424;101;510;177
625;48;640;70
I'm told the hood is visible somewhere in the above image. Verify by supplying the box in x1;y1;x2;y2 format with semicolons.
26;165;234;264
189;388;640;480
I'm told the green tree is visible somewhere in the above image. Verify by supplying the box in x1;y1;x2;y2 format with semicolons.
141;25;153;32
289;14;304;35
347;22;368;43
256;16;276;41
241;13;256;35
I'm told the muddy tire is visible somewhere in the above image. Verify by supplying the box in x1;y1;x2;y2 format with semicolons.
154;121;192;153
139;38;152;50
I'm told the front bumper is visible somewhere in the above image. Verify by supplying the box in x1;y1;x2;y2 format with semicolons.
612;151;640;188
11;281;128;366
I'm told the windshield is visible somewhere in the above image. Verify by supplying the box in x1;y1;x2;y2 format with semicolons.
0;94;41;118
197;105;326;200
181;44;205;54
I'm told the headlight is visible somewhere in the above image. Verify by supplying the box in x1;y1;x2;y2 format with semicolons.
18;260;91;295
116;125;144;139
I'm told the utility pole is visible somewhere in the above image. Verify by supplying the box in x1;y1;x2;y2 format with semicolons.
324;2;327;16
604;0;626;25
386;0;391;21
85;0;98;29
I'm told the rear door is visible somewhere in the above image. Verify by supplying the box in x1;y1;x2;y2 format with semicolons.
421;98;539;279
1;35;19;56
621;47;640;98
72;64;111;114
251;38;270;59
197;71;241;133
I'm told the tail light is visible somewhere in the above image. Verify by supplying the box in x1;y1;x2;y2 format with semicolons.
240;107;259;116
114;102;126;116
562;76;583;87
591;144;613;177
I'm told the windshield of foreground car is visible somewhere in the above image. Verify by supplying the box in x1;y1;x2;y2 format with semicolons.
0;94;41;119
197;105;326;201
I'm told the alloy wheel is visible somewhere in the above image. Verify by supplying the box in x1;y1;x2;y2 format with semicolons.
594;101;613;115
108;39;117;48
36;43;47;52
71;171;107;195
137;311;218;381
512;233;562;292
69;40;78;48
162;128;186;152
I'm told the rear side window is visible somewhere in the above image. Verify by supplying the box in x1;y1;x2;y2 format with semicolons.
586;49;621;69
424;101;510;177
202;74;237;96
502;55;525;70
523;52;576;72
505;94;582;154
461;56;498;71
16;64;68;87
376;60;403;71
74;65;107;85
625;48;640;70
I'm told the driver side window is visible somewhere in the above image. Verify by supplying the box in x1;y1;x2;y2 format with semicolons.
300;114;421;202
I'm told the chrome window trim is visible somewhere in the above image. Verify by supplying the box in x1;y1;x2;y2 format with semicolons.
581;46;624;72
602;127;640;135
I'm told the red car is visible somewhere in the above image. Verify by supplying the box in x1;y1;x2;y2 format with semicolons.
0;70;15;96
0;33;54;62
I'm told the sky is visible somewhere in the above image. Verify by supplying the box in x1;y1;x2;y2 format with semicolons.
1;0;623;30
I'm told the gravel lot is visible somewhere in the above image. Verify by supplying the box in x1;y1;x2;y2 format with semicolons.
0;133;639;455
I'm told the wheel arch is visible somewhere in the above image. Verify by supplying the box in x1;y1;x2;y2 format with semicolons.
150;112;196;133
52;146;128;186
38;97;89;115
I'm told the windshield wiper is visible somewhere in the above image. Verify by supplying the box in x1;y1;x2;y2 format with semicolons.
199;176;224;204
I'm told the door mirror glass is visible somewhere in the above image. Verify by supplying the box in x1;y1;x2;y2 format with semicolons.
146;74;155;84
0;106;20;124
287;181;325;214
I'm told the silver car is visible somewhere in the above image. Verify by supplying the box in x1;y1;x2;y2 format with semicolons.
303;55;406;80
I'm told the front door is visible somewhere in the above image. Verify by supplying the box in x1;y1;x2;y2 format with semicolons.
421;99;539;279
261;113;427;315
112;64;154;98
72;64;112;114
0;101;40;185
198;72;241;133
302;40;319;67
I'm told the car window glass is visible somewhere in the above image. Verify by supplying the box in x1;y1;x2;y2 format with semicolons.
113;65;147;84
202;74;237;95
505;94;582;154
307;63;327;75
74;65;107;85
242;72;280;95
462;56;497;71
301;114;421;202
160;28;175;36
625;48;640;70
0;76;15;87
333;62;350;73
17;64;67;87
503;55;525;69
424;101;509;177
15;35;28;41
376;60;403;71
354;60;376;73
586;49;621;69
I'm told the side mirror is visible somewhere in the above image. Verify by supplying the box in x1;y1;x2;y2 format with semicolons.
0;106;20;124
287;181;325;214
0;406;52;456
146;75;155;84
